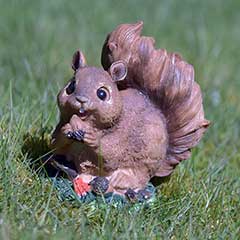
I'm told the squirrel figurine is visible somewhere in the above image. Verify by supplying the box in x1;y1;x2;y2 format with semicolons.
51;22;210;198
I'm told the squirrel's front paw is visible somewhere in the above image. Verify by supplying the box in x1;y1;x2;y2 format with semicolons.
68;114;101;147
66;128;100;147
58;123;74;144
83;129;101;148
66;115;88;142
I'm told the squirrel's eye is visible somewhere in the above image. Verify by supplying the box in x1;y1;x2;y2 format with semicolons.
66;80;76;95
97;88;107;101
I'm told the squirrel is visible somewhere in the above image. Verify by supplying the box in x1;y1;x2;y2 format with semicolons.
51;22;210;197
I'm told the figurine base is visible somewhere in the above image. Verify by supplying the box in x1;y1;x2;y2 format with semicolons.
48;156;156;206
51;177;156;207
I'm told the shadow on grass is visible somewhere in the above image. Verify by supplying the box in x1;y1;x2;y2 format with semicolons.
151;176;171;186
21;127;62;177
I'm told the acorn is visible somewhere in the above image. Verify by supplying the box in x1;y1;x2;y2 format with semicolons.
125;188;138;203
137;189;152;201
67;130;85;142
89;176;109;195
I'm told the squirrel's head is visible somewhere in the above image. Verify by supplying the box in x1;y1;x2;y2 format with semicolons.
58;50;127;128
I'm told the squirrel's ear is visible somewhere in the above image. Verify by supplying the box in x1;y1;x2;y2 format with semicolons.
109;42;117;52
72;50;86;71
109;60;127;82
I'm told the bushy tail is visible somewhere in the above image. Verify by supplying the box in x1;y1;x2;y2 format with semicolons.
101;22;210;176
151;52;210;176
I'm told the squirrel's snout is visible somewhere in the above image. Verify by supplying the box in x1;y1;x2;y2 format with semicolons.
76;95;89;103
75;95;93;111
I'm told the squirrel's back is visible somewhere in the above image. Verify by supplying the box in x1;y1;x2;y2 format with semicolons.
101;22;210;176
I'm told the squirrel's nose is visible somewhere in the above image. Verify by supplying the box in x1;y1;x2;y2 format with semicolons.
76;95;88;103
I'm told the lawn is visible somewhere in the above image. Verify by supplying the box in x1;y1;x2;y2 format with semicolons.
0;0;239;239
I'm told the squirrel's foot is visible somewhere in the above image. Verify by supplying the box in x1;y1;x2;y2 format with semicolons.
73;176;91;197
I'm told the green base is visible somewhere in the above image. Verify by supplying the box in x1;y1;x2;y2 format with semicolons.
51;177;156;207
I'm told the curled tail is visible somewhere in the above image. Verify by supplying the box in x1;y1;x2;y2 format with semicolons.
101;22;210;176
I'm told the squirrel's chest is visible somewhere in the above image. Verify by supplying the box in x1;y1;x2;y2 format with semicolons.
101;108;150;168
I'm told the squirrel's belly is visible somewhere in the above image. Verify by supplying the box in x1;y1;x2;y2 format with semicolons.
101;90;167;173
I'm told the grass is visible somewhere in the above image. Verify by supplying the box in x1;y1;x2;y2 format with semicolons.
0;0;240;239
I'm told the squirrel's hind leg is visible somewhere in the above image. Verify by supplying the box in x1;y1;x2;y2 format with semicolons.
106;168;150;195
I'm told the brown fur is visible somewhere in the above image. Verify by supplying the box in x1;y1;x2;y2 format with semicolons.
51;62;167;194
51;22;209;194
